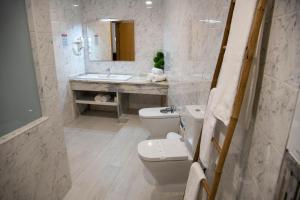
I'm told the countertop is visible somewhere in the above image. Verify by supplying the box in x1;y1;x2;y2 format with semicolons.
69;74;168;87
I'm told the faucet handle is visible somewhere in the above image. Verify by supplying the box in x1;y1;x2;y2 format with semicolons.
106;67;111;76
170;105;176;113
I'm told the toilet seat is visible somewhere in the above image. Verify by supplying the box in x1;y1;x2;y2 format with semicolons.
139;107;180;119
138;139;188;162
166;132;182;140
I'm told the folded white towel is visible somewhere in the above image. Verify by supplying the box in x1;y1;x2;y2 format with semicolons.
152;74;167;82
147;73;167;82
213;0;257;125
147;73;155;81
184;162;206;200
94;94;111;102
200;89;217;168
151;67;164;75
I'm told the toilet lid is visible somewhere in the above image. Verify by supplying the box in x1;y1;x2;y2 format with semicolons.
139;107;180;119
138;139;188;161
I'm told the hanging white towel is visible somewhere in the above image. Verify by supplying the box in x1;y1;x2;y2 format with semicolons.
184;162;206;200
240;20;265;130
213;0;258;125
199;89;217;168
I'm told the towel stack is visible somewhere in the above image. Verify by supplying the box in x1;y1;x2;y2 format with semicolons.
147;68;167;83
94;94;111;102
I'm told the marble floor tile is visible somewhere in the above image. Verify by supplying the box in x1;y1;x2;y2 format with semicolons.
63;114;184;200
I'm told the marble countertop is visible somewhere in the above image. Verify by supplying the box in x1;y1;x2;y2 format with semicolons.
69;74;168;87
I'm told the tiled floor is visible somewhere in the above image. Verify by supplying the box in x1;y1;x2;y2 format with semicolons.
63;114;184;200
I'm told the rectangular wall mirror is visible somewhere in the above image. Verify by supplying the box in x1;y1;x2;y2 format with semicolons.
87;20;135;62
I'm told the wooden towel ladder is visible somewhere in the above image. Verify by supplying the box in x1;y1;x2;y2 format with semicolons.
189;0;268;199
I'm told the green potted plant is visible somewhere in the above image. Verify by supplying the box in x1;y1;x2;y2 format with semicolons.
153;51;164;70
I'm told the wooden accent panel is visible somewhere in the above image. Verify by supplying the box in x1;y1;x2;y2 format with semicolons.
116;21;135;61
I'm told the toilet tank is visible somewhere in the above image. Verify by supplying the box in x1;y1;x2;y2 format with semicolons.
182;105;205;156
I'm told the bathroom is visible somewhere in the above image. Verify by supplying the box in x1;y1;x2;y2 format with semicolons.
0;0;299;199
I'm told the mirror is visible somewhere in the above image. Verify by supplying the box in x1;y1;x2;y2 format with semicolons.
86;20;135;62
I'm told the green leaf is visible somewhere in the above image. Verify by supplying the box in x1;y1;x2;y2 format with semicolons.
156;52;164;59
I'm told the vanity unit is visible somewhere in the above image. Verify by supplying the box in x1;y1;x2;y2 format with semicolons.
69;74;168;117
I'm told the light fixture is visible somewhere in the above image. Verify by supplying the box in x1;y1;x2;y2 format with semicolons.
72;0;79;7
100;18;119;22
199;19;222;24
145;1;153;5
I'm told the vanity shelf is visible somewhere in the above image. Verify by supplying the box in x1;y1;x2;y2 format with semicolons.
75;99;118;106
70;75;169;119
75;96;118;106
74;91;121;117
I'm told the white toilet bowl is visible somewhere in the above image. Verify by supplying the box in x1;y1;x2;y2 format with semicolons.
139;107;180;139
138;139;193;185
137;105;205;186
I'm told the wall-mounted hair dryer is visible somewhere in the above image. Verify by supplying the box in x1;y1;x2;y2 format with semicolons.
72;36;84;56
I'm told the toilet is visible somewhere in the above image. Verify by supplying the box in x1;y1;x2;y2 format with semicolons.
138;105;205;185
139;107;180;139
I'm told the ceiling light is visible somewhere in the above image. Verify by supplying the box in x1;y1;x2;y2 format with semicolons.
199;19;221;24
72;0;79;7
145;1;153;5
100;18;119;22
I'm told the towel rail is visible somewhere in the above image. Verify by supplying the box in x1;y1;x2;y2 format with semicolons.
201;180;211;198
192;0;237;164
211;138;222;154
188;0;268;199
210;0;236;90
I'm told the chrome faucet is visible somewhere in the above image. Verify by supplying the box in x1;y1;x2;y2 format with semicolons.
160;105;176;113
105;67;111;77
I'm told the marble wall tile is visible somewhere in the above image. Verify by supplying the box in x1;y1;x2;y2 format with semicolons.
295;9;300;86
254;75;298;152
0;0;72;199
246;127;284;200
265;12;300;87
163;0;229;107
50;0;85;124
238;167;264;200
35;33;55;66
237;0;300;199
25;0;35;32
167;80;211;108
30;0;52;33
82;0;164;75
273;0;299;17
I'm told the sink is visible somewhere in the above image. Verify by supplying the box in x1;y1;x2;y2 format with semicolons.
76;74;132;81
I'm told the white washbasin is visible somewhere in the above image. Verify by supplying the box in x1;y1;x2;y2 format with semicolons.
76;74;132;81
